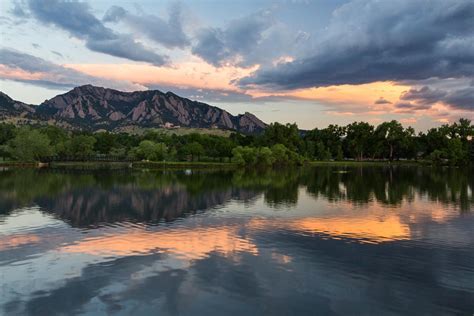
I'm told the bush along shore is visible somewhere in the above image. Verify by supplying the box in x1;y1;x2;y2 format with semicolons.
0;118;472;168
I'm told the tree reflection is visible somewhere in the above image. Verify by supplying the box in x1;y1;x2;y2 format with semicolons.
0;165;471;227
301;165;473;212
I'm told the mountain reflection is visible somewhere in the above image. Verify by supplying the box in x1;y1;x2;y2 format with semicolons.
0;165;472;227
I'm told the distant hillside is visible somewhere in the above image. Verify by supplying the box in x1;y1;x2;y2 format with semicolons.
0;92;35;119
0;85;267;134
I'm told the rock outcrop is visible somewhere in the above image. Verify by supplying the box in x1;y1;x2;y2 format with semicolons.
20;85;266;133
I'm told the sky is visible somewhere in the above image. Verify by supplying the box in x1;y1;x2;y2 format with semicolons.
0;0;473;131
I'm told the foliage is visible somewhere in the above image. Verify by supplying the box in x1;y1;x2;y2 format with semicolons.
182;141;205;161
0;118;472;166
66;135;97;158
345;122;374;160
132;140;168;161
232;144;302;167
6;127;54;161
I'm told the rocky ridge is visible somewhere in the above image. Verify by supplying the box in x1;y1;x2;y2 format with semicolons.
0;85;267;134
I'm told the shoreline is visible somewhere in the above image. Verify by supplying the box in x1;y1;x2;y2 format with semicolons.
0;161;239;170
307;160;425;166
0;160;449;170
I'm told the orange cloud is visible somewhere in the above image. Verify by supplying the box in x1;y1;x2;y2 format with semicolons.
0;234;41;250
64;59;258;92
61;226;258;260
248;213;409;244
0;65;45;81
288;81;408;106
289;216;409;243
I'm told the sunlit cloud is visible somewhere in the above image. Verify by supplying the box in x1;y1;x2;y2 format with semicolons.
0;233;41;250
65;59;258;92
61;226;258;260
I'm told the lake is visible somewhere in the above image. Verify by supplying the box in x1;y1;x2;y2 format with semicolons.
0;165;473;315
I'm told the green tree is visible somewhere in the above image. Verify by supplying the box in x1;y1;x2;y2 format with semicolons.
445;138;466;165
94;132;118;155
67;135;97;158
183;141;205;161
7;127;54;161
262;122;301;151
215;137;236;162
271;144;290;165
0;124;15;161
135;140;167;161
256;147;275;166
315;142;331;160
232;146;257;165
375;120;411;161
345;122;374;160
40;125;69;157
428;149;444;165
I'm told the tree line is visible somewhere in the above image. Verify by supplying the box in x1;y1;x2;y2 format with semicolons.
0;118;472;165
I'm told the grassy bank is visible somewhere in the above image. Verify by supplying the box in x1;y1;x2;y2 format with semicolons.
132;161;238;170
307;160;423;166
0;161;37;168
0;159;456;170
47;161;133;170
18;161;238;170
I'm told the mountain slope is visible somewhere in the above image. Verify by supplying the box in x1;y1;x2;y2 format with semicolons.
0;92;35;119
1;85;266;133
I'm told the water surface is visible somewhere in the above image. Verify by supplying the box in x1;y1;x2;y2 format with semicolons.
1;166;473;315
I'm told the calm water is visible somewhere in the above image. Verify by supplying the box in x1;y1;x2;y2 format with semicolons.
0;166;473;315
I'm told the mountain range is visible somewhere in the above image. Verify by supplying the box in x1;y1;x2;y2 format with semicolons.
0;85;266;134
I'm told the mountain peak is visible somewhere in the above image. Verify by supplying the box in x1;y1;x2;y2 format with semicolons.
72;84;107;95
21;85;267;133
0;91;13;101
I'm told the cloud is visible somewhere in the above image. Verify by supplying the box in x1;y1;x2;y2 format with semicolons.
192;10;274;67
394;102;433;113
103;4;190;49
145;84;289;104
400;86;447;105
51;50;63;58
0;48;143;91
24;0;168;66
10;0;29;18
239;0;474;89
374;97;391;105
399;86;473;112
444;88;474;111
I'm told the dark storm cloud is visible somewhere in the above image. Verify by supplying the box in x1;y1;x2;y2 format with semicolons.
103;4;190;49
239;0;474;89
24;0;168;66
444;88;474;111
395;102;433;113
0;48;137;91
400;87;448;105
399;86;474;112
192;10;274;67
